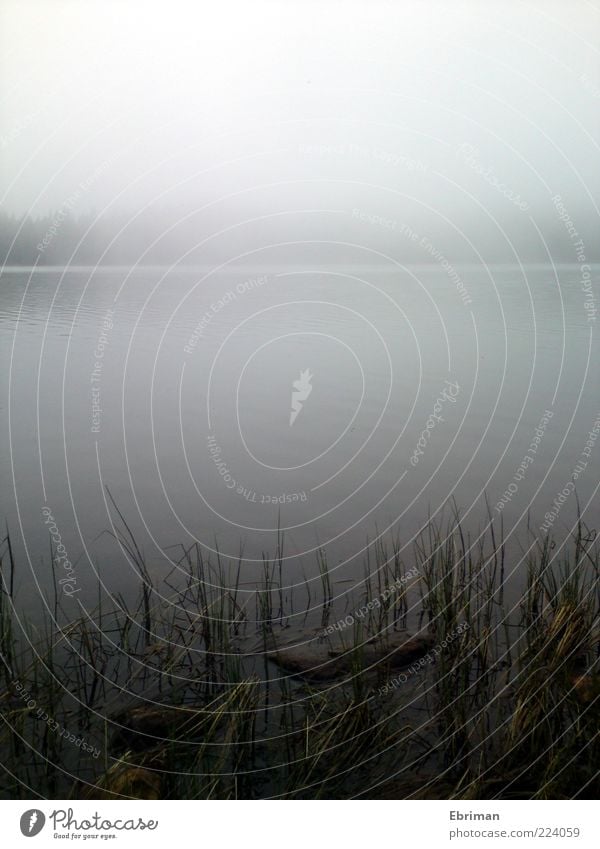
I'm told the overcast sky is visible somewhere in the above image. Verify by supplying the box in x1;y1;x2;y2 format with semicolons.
1;0;599;257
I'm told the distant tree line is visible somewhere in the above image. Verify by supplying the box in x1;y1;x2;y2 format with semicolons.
1;208;597;266
0;208;244;265
0;210;170;266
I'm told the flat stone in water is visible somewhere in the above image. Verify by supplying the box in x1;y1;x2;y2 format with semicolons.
269;630;435;682
110;704;211;751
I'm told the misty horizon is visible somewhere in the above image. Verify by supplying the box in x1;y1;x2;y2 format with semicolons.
2;1;600;271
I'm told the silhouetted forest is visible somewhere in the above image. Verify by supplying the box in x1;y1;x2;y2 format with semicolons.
2;208;599;266
0;210;173;266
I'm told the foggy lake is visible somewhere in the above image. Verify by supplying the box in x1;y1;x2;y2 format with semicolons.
1;0;599;806
2;261;597;607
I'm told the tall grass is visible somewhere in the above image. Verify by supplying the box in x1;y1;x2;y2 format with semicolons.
0;508;597;799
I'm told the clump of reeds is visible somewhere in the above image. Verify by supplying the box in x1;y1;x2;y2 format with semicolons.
0;503;597;800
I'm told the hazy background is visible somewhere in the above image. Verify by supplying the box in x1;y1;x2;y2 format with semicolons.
1;1;599;608
1;0;600;262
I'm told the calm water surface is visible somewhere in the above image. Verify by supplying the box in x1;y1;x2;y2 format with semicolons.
1;263;598;607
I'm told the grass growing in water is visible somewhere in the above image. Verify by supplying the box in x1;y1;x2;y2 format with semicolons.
0;509;598;799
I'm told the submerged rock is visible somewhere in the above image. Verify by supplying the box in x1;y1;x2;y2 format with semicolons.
110;704;209;751
86;766;162;799
269;630;436;682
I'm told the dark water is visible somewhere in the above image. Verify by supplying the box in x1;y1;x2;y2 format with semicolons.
1;263;598;606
